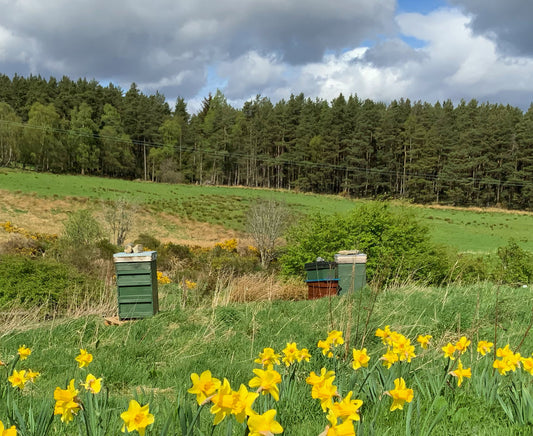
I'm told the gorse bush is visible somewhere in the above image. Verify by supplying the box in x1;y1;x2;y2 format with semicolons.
0;255;87;309
281;202;449;285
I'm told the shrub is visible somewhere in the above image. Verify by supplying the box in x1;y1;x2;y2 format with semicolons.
497;239;533;285
281;202;449;285
62;209;103;246
0;255;88;309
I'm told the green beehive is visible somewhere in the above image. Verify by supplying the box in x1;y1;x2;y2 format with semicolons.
304;261;337;281
113;251;159;319
335;252;367;295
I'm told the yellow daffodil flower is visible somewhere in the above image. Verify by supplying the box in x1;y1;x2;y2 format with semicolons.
248;367;282;401
327;330;344;346
26;369;40;383
352;348;370;370
254;347;281;367
8;370;27;390
306;368;335;387
417;335;432;349
210;378;234;425
375;325;392;344
282;342;300;366
386;377;414;411
329;391;363;422
318;339;334;358
442;343;456;360
188;370;221;405
17;345;31;361
455;336;471;354
230;384;259;423
394;336;416;362
298;348;311;362
381;349;399;369
325;412;356;436
521;357;533;375
0;420;17;436
120;400;154;436
247;409;283;436
493;358;511;375
476;340;493;356
496;344;514;358
450;360;472;386
312;377;338;411
81;374;102;394
54;379;80;423
75;349;93;368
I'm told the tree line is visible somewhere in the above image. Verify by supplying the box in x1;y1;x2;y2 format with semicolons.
0;73;532;210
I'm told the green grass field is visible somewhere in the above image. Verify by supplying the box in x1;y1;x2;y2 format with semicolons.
1;283;533;435
1;168;532;253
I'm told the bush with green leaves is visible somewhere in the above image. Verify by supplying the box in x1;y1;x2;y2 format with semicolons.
0;255;88;309
281;202;449;285
497;239;533;285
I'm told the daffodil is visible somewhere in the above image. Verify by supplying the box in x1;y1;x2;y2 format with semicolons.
521;357;533;375
247;409;283;436
120;400;154;436
306;367;335;387
312;377;338;411
230;384;259;423
318;339;334;358
0;420;17;436
386;377;414;411
248;366;282;401
81;374;102;394
17;345;31;361
325;411;356;436
188;370;221;405
477;340;493;356
381;349;399;369
417;335;432;349
8;370;27;390
327;330;344;346
442;343;456;360
328;391;363;422
254;348;281;367
393;336;416;362
54;379;81;423
375;325;392;344
352;348;370;370
75;349;93;368
493;358;511;375
210;378;234;425
282;342;300;366
455;336;471;354
298;348;311;362
450;360;472;386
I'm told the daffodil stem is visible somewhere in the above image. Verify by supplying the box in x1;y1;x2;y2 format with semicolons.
186;403;206;436
354;358;382;397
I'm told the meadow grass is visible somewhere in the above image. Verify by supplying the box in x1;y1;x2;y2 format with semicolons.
1;282;533;434
2;168;533;253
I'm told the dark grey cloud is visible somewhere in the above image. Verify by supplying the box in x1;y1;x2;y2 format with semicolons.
361;38;428;67
449;0;533;57
0;0;396;99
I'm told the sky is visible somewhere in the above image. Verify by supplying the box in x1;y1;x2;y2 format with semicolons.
1;0;532;113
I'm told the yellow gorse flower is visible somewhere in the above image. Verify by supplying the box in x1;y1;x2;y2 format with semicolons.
75;349;93;368
247;409;283;436
188;370;221;405
0;420;17;436
17;345;31;361
120;400;155;436
450;360;472;387
248;367;282;401
157;271;171;284
54;379;81;423
386;377;414;411
81;374;102;394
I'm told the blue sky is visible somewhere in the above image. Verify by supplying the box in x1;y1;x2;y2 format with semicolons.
0;0;532;111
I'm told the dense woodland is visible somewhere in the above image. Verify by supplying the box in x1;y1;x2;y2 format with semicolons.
0;74;532;210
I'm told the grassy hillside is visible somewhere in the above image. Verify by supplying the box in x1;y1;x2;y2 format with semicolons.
1;283;532;434
1;168;532;253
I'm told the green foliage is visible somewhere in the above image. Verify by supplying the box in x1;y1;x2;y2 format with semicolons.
281;202;449;285
497;240;533;285
62;209;103;247
0;255;87;309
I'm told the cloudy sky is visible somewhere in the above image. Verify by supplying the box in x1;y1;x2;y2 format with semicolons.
1;0;532;112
